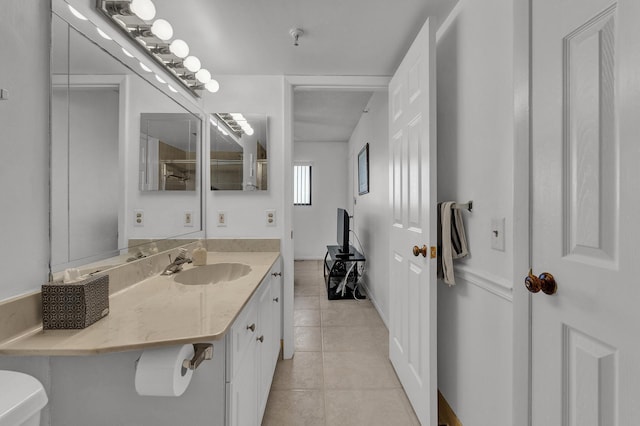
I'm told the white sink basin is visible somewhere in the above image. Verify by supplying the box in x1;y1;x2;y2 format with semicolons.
173;263;252;286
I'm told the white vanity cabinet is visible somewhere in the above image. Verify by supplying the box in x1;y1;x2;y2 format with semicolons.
226;259;282;426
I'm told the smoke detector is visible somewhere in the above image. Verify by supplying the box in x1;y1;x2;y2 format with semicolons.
289;28;304;46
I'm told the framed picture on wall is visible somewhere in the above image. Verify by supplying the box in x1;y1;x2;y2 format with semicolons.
358;143;369;195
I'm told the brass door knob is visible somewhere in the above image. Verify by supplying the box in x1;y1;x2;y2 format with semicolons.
412;245;427;257
525;269;557;295
246;323;256;332
257;335;264;343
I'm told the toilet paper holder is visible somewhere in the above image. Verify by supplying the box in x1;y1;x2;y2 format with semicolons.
182;343;213;372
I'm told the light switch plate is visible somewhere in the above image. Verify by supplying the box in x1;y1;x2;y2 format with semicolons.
184;211;193;227
491;217;505;251
217;211;226;227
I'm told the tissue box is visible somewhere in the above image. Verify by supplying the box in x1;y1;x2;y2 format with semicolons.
42;275;110;330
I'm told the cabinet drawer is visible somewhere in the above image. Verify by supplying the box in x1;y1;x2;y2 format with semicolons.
227;296;258;379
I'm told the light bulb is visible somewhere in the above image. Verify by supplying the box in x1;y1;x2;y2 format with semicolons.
68;5;87;21
130;0;156;21
151;19;173;41
169;39;189;58
195;69;211;84
183;56;201;72
96;28;112;40
205;79;220;93
245;128;254;136
139;62;151;72
155;75;166;84
122;48;134;58
168;85;178;93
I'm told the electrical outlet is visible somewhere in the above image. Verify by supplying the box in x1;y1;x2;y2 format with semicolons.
217;211;227;227
134;209;144;227
184;211;193;227
266;209;276;227
491;218;505;251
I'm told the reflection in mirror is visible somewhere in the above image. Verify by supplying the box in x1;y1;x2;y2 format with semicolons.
50;6;203;275
210;113;268;191
139;113;199;191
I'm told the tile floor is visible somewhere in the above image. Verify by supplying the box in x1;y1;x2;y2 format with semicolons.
262;260;420;426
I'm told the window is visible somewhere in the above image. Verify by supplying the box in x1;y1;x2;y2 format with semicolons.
293;164;312;205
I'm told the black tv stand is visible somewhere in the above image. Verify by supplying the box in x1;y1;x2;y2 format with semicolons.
323;245;366;300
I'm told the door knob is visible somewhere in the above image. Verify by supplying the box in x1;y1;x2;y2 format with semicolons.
525;269;557;295
412;245;427;257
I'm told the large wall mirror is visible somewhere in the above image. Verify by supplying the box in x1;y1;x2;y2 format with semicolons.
51;2;203;275
210;113;268;191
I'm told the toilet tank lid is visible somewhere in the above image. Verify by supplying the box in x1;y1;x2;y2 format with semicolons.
0;371;48;426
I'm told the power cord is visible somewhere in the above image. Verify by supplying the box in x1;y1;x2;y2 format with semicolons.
349;230;367;300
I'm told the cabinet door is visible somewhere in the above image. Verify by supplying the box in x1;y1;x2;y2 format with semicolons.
227;345;257;426
256;276;275;420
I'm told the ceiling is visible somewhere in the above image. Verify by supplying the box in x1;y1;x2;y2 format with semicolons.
150;0;455;144
151;0;454;76
293;90;374;143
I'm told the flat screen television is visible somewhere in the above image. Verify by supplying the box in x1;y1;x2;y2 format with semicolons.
337;208;351;254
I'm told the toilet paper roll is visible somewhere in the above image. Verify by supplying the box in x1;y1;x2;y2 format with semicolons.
135;344;195;397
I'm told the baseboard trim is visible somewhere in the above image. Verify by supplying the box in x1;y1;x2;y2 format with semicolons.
453;265;514;302
439;390;463;426
360;279;389;328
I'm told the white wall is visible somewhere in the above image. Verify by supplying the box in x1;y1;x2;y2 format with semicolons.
0;0;50;300
203;75;285;239
435;1;514;424
0;1;53;422
126;77;202;241
346;92;390;324
293;141;349;260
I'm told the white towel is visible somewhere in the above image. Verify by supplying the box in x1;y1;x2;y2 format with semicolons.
437;202;469;285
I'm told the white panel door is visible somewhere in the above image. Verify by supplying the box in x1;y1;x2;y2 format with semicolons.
388;17;437;426
531;0;640;424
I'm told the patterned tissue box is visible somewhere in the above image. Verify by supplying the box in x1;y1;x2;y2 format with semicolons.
42;275;110;330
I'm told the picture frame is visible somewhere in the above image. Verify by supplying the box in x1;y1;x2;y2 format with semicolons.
358;143;369;195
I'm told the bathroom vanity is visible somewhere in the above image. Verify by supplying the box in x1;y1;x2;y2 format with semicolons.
0;250;283;426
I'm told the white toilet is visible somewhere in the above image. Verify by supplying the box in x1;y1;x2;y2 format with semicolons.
0;371;48;426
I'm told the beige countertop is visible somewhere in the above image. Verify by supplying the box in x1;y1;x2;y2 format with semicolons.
0;251;280;356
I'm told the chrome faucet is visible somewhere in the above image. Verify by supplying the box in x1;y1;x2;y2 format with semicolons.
161;248;192;275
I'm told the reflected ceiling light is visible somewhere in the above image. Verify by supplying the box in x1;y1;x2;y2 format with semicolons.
122;48;134;57
130;0;156;21
231;113;244;121
68;5;88;21
139;62;152;72
245;128;254;136
155;75;166;84
151;19;173;41
195;69;211;84
183;56;201;73
168;85;178;93
205;79;220;93
169;39;189;58
97;27;112;40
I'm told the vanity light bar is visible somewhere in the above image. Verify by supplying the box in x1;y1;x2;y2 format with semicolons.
95;0;220;97
214;113;253;137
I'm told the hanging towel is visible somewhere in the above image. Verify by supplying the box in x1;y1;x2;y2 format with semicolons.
437;202;469;285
